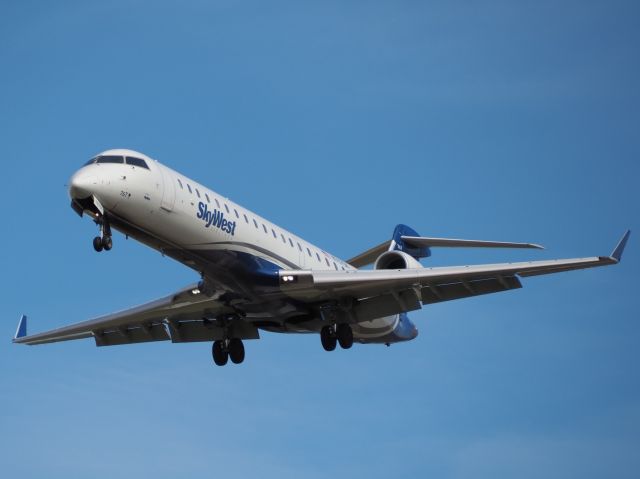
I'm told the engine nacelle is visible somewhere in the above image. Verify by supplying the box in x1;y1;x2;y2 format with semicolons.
374;250;423;270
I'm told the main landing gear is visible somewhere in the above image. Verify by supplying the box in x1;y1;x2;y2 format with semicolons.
320;323;353;352
212;338;245;366
93;216;113;252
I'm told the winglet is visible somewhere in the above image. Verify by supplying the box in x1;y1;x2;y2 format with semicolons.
611;230;631;262
14;315;27;341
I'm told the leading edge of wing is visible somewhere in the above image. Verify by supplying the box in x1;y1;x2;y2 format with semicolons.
280;230;629;297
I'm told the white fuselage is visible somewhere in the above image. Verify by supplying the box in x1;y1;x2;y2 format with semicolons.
69;149;416;343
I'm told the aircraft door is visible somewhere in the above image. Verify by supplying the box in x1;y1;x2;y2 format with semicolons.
159;165;175;212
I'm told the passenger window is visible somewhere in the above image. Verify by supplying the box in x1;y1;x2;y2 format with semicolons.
234;209;239;218
205;193;211;203
126;157;149;169
215;199;221;208
195;188;201;198
244;214;249;223
262;224;268;234
316;253;321;262
333;262;338;270
224;204;230;213
187;184;192;194
325;258;330;267
288;238;294;247
297;242;302;252
253;219;258;228
307;248;312;257
177;179;183;189
272;229;277;239
281;234;286;244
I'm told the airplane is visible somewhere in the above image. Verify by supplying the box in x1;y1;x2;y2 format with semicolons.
13;149;630;366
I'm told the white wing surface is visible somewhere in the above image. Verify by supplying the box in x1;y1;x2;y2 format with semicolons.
13;284;258;346
279;231;630;322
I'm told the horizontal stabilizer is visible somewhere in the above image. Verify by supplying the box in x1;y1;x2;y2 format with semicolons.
347;234;544;268
14;315;27;340
401;236;544;250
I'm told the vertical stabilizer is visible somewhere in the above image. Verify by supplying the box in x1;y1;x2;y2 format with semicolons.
390;224;431;260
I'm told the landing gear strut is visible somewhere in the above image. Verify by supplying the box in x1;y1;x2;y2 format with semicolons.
320;324;353;351
212;338;245;366
93;216;112;252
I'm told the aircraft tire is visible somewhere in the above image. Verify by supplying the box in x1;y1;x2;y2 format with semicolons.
337;323;354;349
93;236;104;252
212;340;229;366
103;236;113;251
228;338;245;364
320;326;337;352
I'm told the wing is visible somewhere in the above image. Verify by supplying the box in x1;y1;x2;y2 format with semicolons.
13;284;259;347
281;231;630;322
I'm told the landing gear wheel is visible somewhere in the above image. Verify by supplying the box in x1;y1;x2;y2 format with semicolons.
337;323;354;349
212;340;229;366
93;236;104;252
228;338;245;364
320;325;337;352
102;236;113;251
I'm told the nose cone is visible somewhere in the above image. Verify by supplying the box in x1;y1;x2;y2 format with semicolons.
69;171;98;199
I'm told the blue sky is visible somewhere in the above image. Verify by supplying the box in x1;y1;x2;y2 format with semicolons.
1;1;638;477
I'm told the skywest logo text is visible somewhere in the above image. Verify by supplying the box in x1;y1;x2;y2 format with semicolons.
197;202;237;236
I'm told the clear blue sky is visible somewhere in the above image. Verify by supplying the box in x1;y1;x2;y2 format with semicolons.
1;1;638;477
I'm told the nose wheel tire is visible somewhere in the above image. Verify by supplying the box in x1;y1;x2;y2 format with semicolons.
320;325;337;351
93;216;113;253
337;323;354;349
93;235;112;252
212;341;229;366
93;236;104;252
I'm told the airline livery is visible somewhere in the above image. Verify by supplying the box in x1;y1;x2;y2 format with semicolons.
13;149;630;366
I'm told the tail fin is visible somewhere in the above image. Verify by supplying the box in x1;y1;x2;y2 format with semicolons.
390;224;431;260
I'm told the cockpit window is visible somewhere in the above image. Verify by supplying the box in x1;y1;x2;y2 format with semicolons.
96;155;124;164
126;156;149;169
84;157;97;166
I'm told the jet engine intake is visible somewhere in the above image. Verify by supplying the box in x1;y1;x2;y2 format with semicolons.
374;250;423;270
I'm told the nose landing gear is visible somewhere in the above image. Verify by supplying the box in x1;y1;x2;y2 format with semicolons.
93;216;113;252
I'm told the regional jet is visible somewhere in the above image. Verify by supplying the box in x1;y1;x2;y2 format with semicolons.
13;149;630;366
